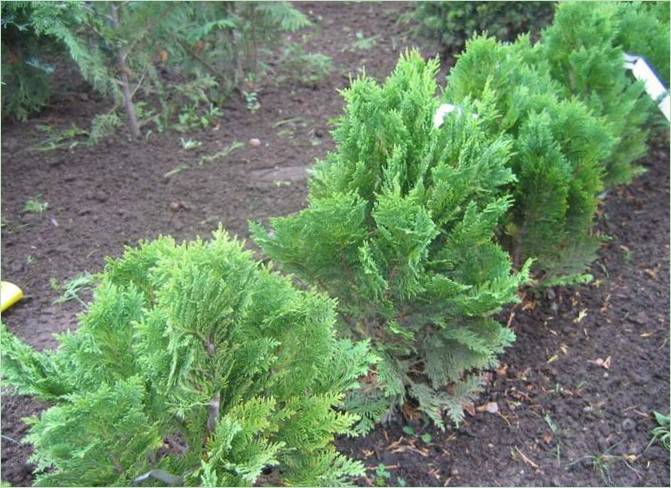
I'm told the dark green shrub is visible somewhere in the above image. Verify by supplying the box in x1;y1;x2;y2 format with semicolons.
415;1;554;56
0;2;71;120
253;52;530;429
1;229;371;486
445;35;614;284
615;1;670;85
540;1;654;187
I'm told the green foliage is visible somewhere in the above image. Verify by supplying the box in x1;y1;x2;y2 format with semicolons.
253;52;529;429
347;32;379;52
445;35;613;283
52;272;96;306
540;1;656;187
415;1;554;55
278;44;333;86
1;1;312;137
1;229;372;486
373;464;392;487
650;411;670;451
614;1;670;85
88;111;122;145
0;2;66;120
32;123;88;152
23;195;49;214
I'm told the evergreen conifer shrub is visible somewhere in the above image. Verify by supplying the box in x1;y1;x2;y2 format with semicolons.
614;1;670;85
414;1;554;57
252;52;530;429
0;2;73;120
540;1;653;187
1;229;371;486
445;35;614;284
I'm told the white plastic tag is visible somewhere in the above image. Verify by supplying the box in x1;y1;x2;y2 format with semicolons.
433;103;478;128
623;53;670;121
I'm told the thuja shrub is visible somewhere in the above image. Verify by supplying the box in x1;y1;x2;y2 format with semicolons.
540;1;654;187
252;52;530;429
445;35;614;284
614;1;670;85
415;1;554;56
0;229;372;486
0;2;72;120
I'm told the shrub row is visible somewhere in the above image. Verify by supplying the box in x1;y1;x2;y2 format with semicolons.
1;2;668;486
253;0;667;426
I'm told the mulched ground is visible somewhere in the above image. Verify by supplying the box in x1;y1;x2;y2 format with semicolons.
1;2;669;486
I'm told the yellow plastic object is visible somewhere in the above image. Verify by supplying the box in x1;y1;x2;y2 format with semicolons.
1;281;24;312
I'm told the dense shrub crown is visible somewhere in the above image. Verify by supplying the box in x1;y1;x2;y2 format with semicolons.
253;52;530;429
446;35;613;284
614;1;670;85
540;1;654;187
1;230;372;486
415;1;554;56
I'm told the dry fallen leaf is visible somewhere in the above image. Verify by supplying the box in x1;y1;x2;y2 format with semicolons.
602;356;611;369
463;402;476;417
600;294;611;313
573;308;588;323
496;363;509;377
401;401;421;421
513;446;540;470
588;356;611;369
476;401;499;414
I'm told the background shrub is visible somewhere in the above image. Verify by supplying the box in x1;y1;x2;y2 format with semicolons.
415;1;554;57
0;2;74;120
1;229;371;486
253;52;530;430
614;1;670;85
445;35;614;284
0;1;316;140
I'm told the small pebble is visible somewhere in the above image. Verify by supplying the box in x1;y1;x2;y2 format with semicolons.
249;138;261;146
622;418;636;431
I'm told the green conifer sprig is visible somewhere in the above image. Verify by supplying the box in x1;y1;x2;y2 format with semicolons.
253;51;530;429
1;229;372;486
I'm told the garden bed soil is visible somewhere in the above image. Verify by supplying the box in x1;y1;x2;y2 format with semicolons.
1;2;669;486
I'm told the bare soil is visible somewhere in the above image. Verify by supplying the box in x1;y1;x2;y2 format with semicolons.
1;2;669;486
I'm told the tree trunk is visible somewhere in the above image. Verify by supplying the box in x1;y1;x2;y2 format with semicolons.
117;62;141;139
110;3;141;140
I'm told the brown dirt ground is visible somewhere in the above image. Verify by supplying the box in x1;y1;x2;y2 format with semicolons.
1;2;669;486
